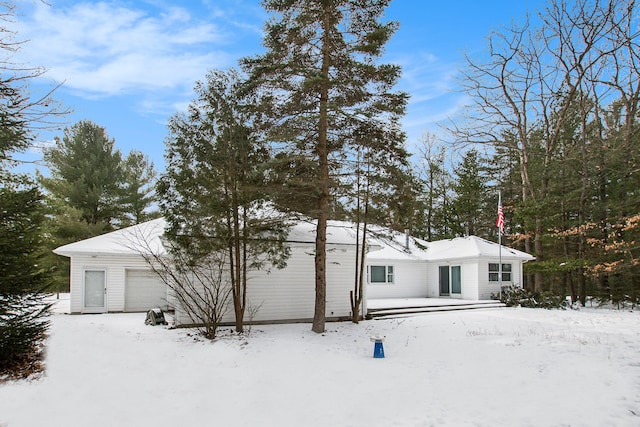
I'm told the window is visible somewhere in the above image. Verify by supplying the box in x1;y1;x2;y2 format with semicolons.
369;265;394;284
489;263;512;282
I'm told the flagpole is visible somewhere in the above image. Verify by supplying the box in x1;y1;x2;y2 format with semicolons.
499;222;502;299
497;191;503;299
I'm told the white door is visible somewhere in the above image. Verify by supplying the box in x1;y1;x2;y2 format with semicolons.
84;270;106;313
125;269;167;312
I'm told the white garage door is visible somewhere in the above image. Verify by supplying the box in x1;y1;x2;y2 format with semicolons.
125;269;167;312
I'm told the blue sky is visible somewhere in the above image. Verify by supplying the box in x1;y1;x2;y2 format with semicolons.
13;0;546;175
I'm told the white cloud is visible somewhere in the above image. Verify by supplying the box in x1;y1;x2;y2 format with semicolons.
395;52;461;103
29;138;57;155
14;1;240;98
385;50;468;147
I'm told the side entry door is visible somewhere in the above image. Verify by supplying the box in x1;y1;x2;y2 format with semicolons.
83;270;106;313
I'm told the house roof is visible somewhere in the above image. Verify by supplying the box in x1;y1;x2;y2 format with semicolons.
53;218;168;257
287;219;359;246
53;217;360;257
54;217;534;263
367;231;534;262
424;235;535;261
365;227;432;261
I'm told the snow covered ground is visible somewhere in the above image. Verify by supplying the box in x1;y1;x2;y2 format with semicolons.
1;295;639;427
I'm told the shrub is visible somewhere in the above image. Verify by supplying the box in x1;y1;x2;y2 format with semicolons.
494;285;567;309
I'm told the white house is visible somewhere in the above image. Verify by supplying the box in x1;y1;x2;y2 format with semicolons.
53;218;360;323
366;230;534;301
54;219;168;315
54;219;534;324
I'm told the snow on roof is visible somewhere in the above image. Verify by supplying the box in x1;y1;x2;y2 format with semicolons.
53;217;360;257
54;218;168;257
367;232;534;262
365;227;432;261
54;216;534;263
425;236;534;261
287;219;360;245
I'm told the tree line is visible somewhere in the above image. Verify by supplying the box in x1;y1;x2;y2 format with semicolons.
448;0;640;306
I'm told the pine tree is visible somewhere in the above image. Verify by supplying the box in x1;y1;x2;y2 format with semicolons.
0;1;64;378
451;149;491;237
41;120;125;231
158;68;290;334
243;0;407;332
0;173;51;378
40;121;158;291
121;151;157;226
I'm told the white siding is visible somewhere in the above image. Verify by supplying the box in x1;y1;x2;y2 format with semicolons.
365;257;528;302
174;243;357;326
425;258;525;301
462;262;480;300
246;245;354;321
366;261;427;299
425;260;479;300
477;259;524;300
427;260;478;300
69;254;156;313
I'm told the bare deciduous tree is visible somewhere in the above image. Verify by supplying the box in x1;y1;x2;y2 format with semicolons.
124;221;231;340
450;0;633;291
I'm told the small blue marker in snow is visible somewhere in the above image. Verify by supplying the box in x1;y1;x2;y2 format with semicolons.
370;336;385;358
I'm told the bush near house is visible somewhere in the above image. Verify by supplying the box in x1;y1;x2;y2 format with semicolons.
495;285;567;309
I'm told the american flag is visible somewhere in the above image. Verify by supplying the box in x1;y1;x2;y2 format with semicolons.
496;196;505;234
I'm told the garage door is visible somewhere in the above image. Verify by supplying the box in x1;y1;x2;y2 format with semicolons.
125;269;168;312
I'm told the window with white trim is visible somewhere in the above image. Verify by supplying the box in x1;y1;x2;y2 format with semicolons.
489;263;512;282
369;265;394;284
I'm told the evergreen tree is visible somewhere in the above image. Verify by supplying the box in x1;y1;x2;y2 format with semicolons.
0;1;65;378
41;120;124;231
42;121;159;230
121;150;157;226
0;173;51;378
586;99;640;304
451;149;491;237
158;68;290;334
243;0;407;332
40;121;158;291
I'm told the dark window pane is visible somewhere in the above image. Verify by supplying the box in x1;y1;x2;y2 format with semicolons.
371;266;386;283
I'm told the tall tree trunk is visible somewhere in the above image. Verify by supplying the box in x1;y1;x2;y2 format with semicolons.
577;93;591;307
578;267;587;306
567;272;576;306
534;219;544;292
351;155;370;323
312;4;331;333
427;170;434;241
227;149;245;333
313;211;327;332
